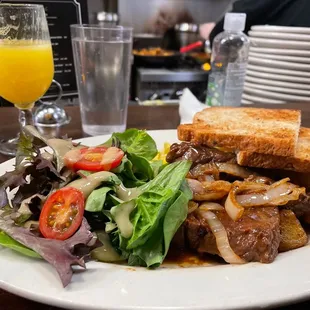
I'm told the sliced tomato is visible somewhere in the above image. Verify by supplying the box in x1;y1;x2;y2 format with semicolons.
64;146;124;172
39;187;85;240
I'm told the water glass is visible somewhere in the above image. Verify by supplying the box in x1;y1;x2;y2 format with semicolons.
71;25;133;136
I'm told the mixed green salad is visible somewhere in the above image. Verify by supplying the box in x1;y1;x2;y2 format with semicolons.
0;126;192;287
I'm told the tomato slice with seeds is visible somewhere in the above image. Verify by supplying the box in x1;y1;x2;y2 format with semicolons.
39;187;85;240
64;146;124;172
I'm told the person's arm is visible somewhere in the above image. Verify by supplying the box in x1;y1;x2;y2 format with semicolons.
209;0;289;43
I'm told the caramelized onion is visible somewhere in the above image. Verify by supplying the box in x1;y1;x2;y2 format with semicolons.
188;201;199;214
198;210;245;264
187;179;205;194
189;163;220;180
199;202;224;211
225;187;244;221
197;174;215;183
187;179;232;201
215;163;254;179
225;178;305;221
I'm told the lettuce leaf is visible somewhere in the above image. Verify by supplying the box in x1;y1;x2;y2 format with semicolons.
85;187;114;212
103;129;158;186
0;218;93;287
110;161;192;267
114;155;154;188
0;231;41;258
104;129;157;160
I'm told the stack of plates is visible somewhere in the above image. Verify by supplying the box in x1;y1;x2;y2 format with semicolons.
242;25;310;105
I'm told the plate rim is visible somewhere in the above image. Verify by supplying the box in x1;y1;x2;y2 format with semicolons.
248;56;310;71
248;52;310;63
248;30;310;41
247;64;310;77
251;25;310;34
246;69;310;83
243;86;310;101
244;81;310;96
245;75;310;89
250;46;310;56
250;37;310;49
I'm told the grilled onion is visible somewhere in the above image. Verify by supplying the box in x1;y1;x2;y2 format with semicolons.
198;174;215;183
189;163;220;180
199;202;224;211
188;201;199;214
198;210;245;264
215;163;255;179
225;178;305;221
187;179;231;201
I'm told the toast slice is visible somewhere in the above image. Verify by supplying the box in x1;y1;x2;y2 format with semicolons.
178;107;301;157
237;127;310;173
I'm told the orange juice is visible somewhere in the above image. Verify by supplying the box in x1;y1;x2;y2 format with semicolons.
0;40;54;109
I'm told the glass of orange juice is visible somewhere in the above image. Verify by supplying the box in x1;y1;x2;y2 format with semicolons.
0;4;54;155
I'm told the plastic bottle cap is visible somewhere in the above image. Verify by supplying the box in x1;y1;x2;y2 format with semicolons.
223;13;246;32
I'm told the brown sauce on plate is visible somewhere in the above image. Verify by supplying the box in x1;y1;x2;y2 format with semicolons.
163;247;223;268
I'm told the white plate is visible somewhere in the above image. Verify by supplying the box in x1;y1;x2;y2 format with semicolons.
244;82;310;96
2;130;310;309
250;46;310;56
242;93;286;104
250;37;310;50
241;99;254;105
246;69;310;84
243;86;310;101
248;56;310;71
249;52;310;64
245;75;310;89
247;64;310;77
248;30;310;41
251;25;310;34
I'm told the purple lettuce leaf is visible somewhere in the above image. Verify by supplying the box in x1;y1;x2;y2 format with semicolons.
0;187;8;208
0;154;64;209
0;218;93;287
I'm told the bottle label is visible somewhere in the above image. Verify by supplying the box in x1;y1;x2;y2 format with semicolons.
223;62;247;106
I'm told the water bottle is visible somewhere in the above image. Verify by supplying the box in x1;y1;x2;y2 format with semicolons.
206;13;250;107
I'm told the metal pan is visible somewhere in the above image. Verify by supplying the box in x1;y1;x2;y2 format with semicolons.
133;51;181;68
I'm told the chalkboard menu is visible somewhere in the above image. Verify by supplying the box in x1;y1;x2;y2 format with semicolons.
2;0;88;100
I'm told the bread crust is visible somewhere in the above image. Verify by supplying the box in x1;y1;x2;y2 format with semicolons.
237;128;310;172
178;107;301;157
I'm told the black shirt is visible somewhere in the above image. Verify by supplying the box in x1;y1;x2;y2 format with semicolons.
210;0;310;44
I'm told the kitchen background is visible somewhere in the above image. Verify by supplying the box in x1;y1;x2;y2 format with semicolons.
88;0;233;32
0;0;235;106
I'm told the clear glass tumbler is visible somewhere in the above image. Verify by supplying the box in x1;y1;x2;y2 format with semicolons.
71;25;133;136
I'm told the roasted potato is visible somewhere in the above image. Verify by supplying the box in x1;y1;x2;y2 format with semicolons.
279;209;308;252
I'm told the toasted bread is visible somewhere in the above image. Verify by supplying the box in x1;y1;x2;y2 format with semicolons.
178;107;301;157
237;127;310;173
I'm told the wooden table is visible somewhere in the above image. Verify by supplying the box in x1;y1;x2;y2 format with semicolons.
1;103;310;310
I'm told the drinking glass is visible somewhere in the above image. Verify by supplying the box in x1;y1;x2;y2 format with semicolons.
0;4;54;155
71;25;133;136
